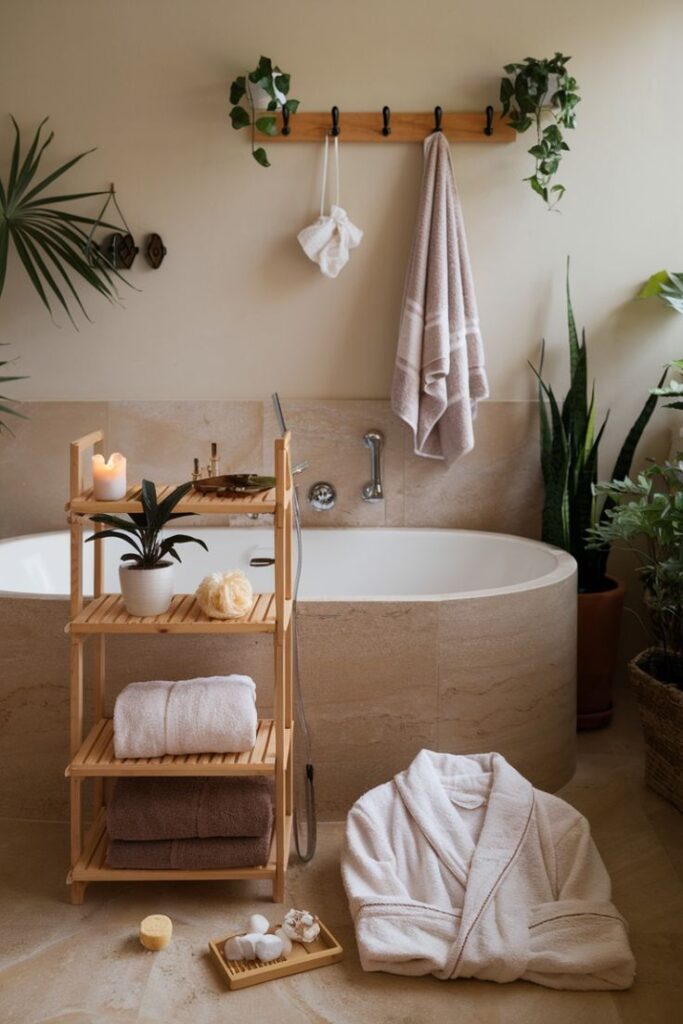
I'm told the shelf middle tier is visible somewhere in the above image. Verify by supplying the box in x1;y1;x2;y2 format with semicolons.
66;718;291;777
67;592;290;634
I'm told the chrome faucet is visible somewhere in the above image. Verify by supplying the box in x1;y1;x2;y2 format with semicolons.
362;430;384;502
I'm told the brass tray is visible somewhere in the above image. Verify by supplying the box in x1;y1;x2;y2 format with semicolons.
193;474;276;496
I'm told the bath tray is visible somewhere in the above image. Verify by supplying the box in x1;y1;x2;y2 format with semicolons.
209;920;343;990
194;474;276;496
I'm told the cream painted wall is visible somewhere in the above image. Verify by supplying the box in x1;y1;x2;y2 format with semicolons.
0;0;681;425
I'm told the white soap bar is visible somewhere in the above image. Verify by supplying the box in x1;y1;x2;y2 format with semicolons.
274;927;293;957
255;934;283;962
139;914;173;951
246;913;270;935
224;933;258;961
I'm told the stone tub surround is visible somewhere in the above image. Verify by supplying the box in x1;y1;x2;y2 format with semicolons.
1;687;682;1024
0;398;542;537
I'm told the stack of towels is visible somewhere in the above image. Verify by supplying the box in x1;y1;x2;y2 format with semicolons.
106;675;273;870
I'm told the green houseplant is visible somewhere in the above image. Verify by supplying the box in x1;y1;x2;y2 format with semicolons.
532;264;663;727
500;53;580;209
86;480;208;617
0;345;26;434
229;56;299;167
588;461;683;809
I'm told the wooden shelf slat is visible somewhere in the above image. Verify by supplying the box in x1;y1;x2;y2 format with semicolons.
68;593;277;634
66;718;291;777
66;484;289;517
266;110;516;144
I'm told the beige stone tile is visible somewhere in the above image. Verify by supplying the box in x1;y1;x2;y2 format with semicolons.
262;399;405;527
0;401;109;538
403;400;543;533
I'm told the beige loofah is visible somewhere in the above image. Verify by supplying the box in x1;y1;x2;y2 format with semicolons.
195;570;253;619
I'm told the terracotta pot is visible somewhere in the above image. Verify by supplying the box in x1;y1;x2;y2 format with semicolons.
576;576;625;730
119;562;174;617
630;648;683;812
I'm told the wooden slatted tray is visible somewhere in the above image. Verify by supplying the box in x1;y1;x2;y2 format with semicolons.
66;718;290;777
67;593;285;634
67;483;279;516
209;920;343;990
69;810;293;883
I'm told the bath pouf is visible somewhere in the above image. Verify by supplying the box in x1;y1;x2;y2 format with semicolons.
195;570;253;619
282;909;320;944
139;914;173;951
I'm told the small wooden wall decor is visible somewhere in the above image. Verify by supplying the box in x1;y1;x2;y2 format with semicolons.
145;233;167;269
266;105;513;144
106;232;139;269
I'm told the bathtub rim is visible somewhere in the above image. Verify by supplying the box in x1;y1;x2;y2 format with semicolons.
0;527;577;603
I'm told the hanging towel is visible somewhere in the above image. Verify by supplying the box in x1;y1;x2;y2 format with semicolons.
106;775;273;841
391;132;489;463
298;135;363;278
113;675;257;759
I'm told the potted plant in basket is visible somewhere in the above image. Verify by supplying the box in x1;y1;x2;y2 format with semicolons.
588;459;683;810
532;264;665;728
86;480;208;616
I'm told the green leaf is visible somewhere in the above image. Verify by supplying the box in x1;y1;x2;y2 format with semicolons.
252;147;271;167
156;480;194;524
140;480;158;525
230;105;250;130
276;73;290;95
255;116;277;137
229;76;246;105
284;98;300;114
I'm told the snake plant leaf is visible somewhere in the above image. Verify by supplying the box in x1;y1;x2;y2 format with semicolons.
0;117;132;323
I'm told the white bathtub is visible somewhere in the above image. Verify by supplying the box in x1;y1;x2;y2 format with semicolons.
0;528;577;819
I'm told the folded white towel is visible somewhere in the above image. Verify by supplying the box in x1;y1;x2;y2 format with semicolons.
113;675;257;758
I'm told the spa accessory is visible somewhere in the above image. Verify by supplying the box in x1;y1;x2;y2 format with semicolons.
139;914;173;951
191;442;221;481
145;233;167;269
275;927;293;957
282;909;320;944
308;481;336;512
107;775;273;841
92;452;127;500
113;675;258;758
391;131;488;464
195;569;253;619
224;932;284;963
193;474;276;495
107;831;271;870
342;750;635;989
297;134;362;279
361;430;384;502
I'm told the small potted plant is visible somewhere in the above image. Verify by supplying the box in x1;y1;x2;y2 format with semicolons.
86;480;208;616
229;55;299;167
588;460;683;810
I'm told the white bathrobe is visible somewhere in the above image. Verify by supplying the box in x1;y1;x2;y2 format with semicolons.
342;751;635;990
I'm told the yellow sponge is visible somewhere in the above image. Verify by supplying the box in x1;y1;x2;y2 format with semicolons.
139;914;173;951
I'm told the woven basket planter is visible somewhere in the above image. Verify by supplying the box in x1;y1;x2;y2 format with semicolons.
629;648;683;813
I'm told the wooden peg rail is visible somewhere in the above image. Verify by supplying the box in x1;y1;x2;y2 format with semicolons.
267;111;515;144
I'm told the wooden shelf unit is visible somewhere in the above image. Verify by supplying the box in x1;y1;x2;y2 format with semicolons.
65;429;294;904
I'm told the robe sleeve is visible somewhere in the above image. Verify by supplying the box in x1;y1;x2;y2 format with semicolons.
524;816;636;990
341;802;460;976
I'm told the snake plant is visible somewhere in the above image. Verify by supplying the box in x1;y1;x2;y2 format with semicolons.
0;116;128;326
531;263;663;592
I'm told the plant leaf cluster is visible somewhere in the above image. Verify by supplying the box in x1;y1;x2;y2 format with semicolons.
85;480;209;568
531;262;662;591
0;117;130;326
229;56;299;167
639;270;683;314
0;345;27;434
500;53;580;209
588;461;683;685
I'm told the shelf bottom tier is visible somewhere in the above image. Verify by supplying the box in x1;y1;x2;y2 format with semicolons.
68;809;292;883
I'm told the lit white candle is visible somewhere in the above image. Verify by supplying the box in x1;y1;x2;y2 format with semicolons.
92;452;127;500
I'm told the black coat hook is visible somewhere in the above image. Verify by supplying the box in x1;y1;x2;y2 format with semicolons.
382;105;391;136
281;104;291;136
484;105;494;137
433;106;443;133
330;105;340;137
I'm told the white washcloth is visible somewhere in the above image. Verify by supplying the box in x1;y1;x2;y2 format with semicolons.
113;675;257;758
391;131;489;464
298;135;363;278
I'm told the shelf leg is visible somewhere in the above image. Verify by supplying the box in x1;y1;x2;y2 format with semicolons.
70;881;86;906
70;778;83;867
93;636;106;816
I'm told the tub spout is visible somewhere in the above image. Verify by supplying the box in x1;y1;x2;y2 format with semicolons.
362;430;384;502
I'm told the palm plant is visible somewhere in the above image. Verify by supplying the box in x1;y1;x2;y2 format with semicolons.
0;345;27;434
0;116;129;326
531;264;663;591
86;480;208;568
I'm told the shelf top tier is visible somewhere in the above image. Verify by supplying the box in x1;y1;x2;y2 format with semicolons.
66;483;278;517
68;592;282;634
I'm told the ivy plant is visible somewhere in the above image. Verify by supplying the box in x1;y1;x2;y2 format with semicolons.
229;56;299;168
500;53;580;210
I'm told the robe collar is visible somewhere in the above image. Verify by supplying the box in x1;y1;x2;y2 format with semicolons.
393;750;535;976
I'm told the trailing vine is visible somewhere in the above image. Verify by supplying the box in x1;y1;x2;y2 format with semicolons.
500;53;580;210
229;56;299;167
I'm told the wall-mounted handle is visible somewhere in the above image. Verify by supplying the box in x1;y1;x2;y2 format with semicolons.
362;430;384;502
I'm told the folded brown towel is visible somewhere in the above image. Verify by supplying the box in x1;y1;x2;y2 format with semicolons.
106;831;271;870
106;776;273;841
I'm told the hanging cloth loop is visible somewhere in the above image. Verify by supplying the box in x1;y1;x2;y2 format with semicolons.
297;135;363;279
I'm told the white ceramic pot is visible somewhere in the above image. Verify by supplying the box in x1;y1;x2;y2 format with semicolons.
119;562;174;617
246;73;286;111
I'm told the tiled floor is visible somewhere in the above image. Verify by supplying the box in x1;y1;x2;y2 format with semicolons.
1;686;681;1024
